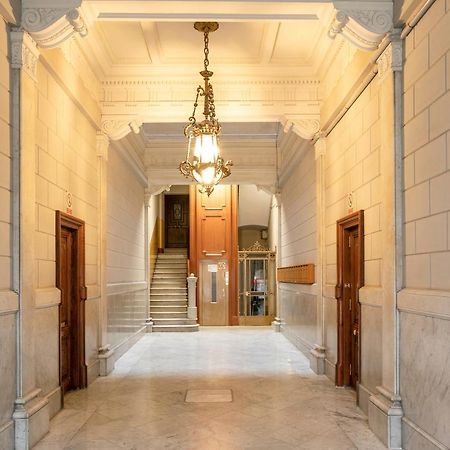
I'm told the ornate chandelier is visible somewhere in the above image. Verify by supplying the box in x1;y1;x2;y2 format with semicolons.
179;22;232;196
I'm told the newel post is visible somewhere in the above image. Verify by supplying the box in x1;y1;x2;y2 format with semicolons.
187;274;198;320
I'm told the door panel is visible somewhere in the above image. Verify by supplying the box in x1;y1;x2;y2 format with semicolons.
200;260;229;325
201;216;226;256
165;195;189;248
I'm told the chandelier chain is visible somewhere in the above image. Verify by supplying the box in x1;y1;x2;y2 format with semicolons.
203;31;209;71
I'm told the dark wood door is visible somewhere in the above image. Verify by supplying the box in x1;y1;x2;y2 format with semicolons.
343;227;360;388
60;227;76;393
336;211;364;389
56;211;87;395
165;195;189;248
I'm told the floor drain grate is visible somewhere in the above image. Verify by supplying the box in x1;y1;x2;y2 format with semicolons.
185;389;233;403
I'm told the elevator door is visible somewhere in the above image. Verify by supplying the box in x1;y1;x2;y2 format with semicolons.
200;260;229;325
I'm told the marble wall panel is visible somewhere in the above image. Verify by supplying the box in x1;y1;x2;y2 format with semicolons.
324;296;338;370
360;304;382;394
107;288;147;349
0;314;16;434
400;312;450;449
279;285;317;354
85;297;99;370
34;307;59;396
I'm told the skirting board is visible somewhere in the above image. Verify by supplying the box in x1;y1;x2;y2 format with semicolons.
358;383;373;416
87;359;100;384
280;326;314;357
109;325;147;368
0;421;14;450
402;417;447;450
46;387;62;419
324;358;336;383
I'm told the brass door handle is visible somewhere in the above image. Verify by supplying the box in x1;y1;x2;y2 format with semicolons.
353;329;358;336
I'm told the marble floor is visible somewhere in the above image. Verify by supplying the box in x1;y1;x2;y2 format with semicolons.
34;327;386;450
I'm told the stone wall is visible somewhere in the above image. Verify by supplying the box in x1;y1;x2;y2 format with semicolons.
106;144;147;352
400;1;450;448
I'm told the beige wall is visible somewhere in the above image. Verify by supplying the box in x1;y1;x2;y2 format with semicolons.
34;47;101;395
278;142;318;356
0;14;16;450
400;1;450;448
106;144;147;350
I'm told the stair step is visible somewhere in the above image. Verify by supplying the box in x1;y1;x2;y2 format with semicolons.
152;312;188;318
152;324;199;332
151;306;187;313
152;318;197;325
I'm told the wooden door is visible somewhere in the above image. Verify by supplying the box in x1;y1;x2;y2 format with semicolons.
165;195;189;248
336;211;364;389
56;212;87;395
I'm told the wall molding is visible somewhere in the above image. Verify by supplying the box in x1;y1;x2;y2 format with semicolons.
359;286;383;307
398;289;450;321
278;282;318;296
402;417;447;450
106;281;148;296
34;287;61;309
0;290;19;315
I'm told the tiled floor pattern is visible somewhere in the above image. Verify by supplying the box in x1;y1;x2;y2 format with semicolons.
34;327;386;450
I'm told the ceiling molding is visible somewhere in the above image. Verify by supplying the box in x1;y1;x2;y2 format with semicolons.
329;1;393;51
22;1;88;48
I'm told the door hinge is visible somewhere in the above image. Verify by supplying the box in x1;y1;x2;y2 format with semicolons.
349;363;352;376
348;236;351;247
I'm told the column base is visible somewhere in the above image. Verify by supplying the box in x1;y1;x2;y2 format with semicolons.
271;317;282;332
187;307;197;320
98;345;115;376
13;389;49;450
309;344;326;375
368;386;403;449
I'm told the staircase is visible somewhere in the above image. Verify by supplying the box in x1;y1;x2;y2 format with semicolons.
150;249;199;332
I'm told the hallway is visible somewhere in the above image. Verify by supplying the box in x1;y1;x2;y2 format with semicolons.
35;328;386;450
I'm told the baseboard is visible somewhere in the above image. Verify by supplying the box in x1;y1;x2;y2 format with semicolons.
280;325;314;357
0;421;14;450
402;417;447;450
87;359;100;384
46;387;62;419
324;358;336;383
109;325;147;367
358;383;373;415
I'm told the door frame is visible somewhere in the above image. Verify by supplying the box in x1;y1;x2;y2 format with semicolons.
55;211;88;392
335;210;364;387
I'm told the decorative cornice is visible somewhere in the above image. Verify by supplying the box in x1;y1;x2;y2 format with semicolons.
376;33;402;83
329;2;393;51
96;133;110;161
283;115;320;140
22;1;87;48
10;30;40;81
101;118;143;141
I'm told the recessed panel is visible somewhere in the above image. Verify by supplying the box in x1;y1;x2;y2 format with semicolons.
155;22;265;63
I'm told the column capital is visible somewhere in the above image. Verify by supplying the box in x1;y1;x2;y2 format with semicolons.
329;1;393;51
96;132;110;161
22;1;87;48
376;32;403;83
10;30;40;81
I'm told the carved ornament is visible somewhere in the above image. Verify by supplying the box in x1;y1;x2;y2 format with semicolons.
10;30;40;81
376;35;403;83
101;118;143;141
96;133;110;160
329;2;393;51
283;115;320;141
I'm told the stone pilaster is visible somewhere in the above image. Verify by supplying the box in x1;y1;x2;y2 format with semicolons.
368;32;403;450
309;135;327;374
11;30;50;450
187;274;198;320
96;133;114;376
144;188;153;332
271;193;282;332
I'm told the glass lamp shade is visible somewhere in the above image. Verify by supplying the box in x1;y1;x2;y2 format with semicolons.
191;133;223;186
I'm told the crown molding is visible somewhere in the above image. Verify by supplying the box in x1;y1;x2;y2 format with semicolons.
329;1;393;51
22;1;88;48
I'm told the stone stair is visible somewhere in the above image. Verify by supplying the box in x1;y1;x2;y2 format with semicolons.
150;249;199;332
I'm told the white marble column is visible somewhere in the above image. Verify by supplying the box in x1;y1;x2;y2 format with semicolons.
310;135;327;374
11;30;50;450
271;193;282;331
368;32;403;450
96;133;115;375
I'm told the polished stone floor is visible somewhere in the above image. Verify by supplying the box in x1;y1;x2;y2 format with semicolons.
34;327;386;449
